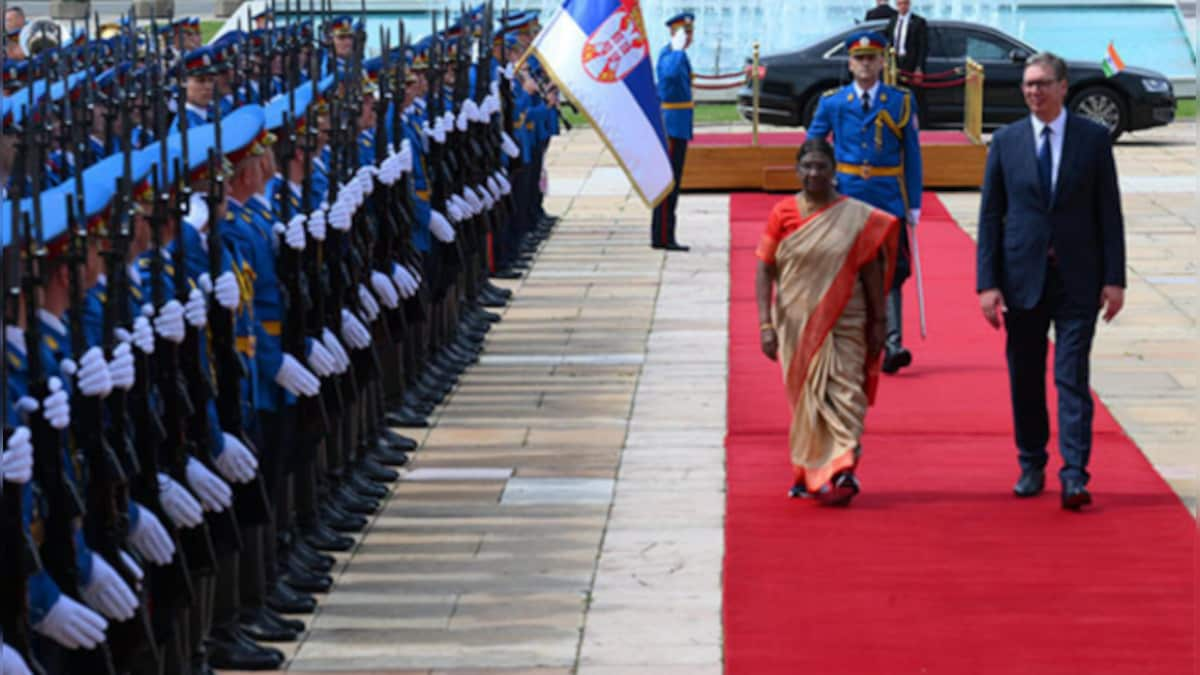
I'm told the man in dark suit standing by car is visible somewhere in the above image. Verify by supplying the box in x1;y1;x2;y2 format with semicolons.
976;52;1126;511
865;0;897;21
886;0;928;121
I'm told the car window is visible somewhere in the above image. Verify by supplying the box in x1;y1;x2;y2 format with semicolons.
965;32;1011;60
930;27;965;59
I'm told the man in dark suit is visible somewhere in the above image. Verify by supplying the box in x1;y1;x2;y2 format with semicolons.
976;52;1126;511
865;0;897;21
886;0;928;122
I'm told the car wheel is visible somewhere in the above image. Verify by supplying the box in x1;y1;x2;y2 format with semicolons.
800;94;822;129
1069;86;1125;140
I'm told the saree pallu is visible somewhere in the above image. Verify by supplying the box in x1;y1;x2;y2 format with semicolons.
759;196;899;491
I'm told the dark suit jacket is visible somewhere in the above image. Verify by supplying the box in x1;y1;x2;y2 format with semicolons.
976;113;1126;310
865;5;898;21
884;13;928;73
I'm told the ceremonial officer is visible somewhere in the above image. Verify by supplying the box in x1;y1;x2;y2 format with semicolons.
651;11;694;252
807;30;922;373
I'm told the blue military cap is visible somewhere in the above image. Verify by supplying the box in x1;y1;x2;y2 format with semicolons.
845;30;887;55
211;29;246;51
264;86;315;131
221;104;270;167
252;7;273;28
329;15;356;37
183;46;220;76
665;11;695;29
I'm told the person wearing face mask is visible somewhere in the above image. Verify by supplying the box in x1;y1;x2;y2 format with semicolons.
650;11;695;252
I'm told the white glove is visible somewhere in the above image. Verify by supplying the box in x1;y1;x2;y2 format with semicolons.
274;354;321;397
306;339;337;377
307;208;328;242
185;287;208;328
456;108;470;132
398;139;413;173
500;131;520;158
215;432;259;484
127;502;175;566
158;472;203;528
340;309;372;350
64;346;113;398
124;315;154;354
80;553;138;621
328;203;352;232
504;62;515;80
486;175;502;200
151;300;186;344
2;427;33;484
356;167;376;196
477;184;496;209
429;209;456;243
463;187;484;213
33;595;108;650
43;377;70;430
118;550;143;588
457;191;479;216
185;457;232;512
462;99;480;124
107;342;135;391
909;208;921;228
430;117;447;144
321;328;351;373
445;199;464;223
379;153;400;185
495;171;512;195
391;263;417;299
214;271;240;310
371;271;400;308
357;284;380;322
1;643;34;675
407;263;423;286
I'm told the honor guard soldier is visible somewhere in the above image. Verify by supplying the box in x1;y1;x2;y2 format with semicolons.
807;30;922;373
651;11;694;252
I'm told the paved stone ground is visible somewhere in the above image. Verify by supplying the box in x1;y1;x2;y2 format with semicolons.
221;119;1195;674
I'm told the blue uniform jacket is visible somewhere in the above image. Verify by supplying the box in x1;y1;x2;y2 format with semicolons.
656;46;693;141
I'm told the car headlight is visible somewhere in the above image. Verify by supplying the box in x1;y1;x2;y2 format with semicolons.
1141;78;1170;94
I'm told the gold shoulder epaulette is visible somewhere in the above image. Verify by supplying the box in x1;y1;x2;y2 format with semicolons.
822;87;839;98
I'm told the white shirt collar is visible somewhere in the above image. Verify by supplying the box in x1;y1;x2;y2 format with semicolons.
853;80;882;105
36;309;67;336
5;325;25;355
186;102;209;119
1031;107;1067;140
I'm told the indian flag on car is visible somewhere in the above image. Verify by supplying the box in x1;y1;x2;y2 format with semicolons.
1101;41;1125;77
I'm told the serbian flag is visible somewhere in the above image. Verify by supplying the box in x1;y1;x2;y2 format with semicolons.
1101;41;1126;77
530;0;674;207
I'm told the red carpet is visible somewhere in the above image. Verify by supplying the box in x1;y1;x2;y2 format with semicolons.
694;130;973;147
723;193;1195;674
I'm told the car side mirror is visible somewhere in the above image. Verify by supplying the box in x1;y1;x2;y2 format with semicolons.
1009;48;1030;63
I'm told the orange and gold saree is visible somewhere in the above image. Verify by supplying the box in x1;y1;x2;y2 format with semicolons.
756;195;900;492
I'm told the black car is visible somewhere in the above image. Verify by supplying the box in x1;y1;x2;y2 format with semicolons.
737;20;1176;139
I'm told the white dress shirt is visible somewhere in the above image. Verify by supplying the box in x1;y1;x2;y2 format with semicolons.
852;81;881;110
894;12;910;56
1031;107;1066;193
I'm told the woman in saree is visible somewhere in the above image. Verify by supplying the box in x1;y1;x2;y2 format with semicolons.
755;138;900;506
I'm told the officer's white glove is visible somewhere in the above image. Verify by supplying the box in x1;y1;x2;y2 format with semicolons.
215;432;259;484
489;78;501;98
357;283;381;321
158;473;203;528
398;139;413;173
670;26;688;51
1;642;34;675
308;208;328;242
127;502;175;566
185;457;232;512
462;99;480;124
42;377;70;430
321;328;351;373
429;209;456;243
431;118;447;144
328;203;353;232
908;208;921;228
34;595;108;650
1;427;33;484
214;271;240;311
456;108;470;132
275;215;307;251
107;342;135;391
455;193;476;217
391;263;416;299
274;354;321;397
500;131;520;158
306;339;337;377
407;263;423;286
184;287;208;328
465;186;486;212
371;271;400;308
445;199;464;223
495;171;512;195
80;553;138;621
477;184;497;209
149;300;186;344
118;550;143;588
356;166;376;196
486;175;502;200
340;309;372;350
504;62;515;80
62;346;113;399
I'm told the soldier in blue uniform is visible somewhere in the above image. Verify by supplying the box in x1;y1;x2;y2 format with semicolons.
651;11;695;252
807;30;923;374
172;46;219;131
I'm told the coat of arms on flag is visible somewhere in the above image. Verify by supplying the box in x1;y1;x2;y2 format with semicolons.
580;3;649;83
1101;41;1125;77
530;0;674;207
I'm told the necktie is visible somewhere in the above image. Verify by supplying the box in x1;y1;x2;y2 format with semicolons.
861;91;871;114
1038;126;1053;203
895;17;906;55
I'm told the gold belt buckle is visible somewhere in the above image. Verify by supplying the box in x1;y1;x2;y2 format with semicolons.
861;164;872;179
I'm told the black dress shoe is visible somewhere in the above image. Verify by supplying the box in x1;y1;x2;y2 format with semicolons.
492;269;523;280
379;429;418;450
881;347;913;374
483;282;512;298
369;444;411;467
358;457;400;482
262;606;305;633
817;472;860;507
239;607;300;642
319;503;367;532
303;523;354;552
206;625;285;670
332;487;379;515
290;540;336;573
280;558;334;593
1061;481;1092;511
386;408;428;428
1013;469;1045;498
266;580;317;615
474;308;502;323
